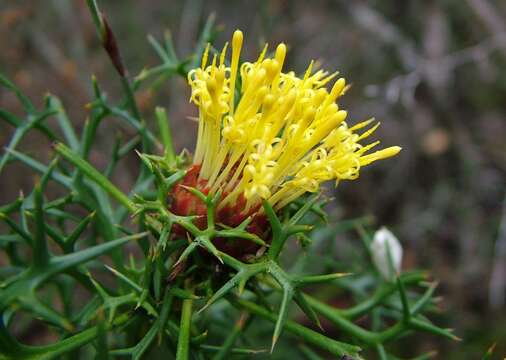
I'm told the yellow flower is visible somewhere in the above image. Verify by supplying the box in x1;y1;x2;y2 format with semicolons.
187;30;400;213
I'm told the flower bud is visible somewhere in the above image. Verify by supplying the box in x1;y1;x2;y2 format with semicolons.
370;227;403;281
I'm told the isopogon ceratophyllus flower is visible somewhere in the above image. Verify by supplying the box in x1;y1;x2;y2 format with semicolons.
170;30;401;258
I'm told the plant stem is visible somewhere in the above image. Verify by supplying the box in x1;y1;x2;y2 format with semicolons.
176;297;194;360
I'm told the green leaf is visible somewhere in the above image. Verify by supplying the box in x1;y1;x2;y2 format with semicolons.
0;109;21;127
271;285;294;353
230;297;362;358
0;213;32;245
47;232;147;278
148;34;171;63
54;142;137;213
104;264;142;293
293;290;322;331
46;95;80;151
163;30;179;62
0;109;57;174
0;73;35;112
294;272;351;286
0;313;130;360
155;106;176;165
33;182;49;268
396;276;411;322
64;211;95;252
408;317;460;341
4;148;72;188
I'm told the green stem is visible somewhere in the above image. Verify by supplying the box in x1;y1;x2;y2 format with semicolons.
376;344;388;360
176;298;194;360
85;0;104;38
120;77;142;123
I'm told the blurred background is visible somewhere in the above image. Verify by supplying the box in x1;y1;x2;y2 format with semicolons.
1;0;505;358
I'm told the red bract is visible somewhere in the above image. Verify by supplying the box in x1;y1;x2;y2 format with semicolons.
170;164;270;259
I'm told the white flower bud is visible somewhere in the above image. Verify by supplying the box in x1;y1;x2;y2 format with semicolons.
370;227;403;281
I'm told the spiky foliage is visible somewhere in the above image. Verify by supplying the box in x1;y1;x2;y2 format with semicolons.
0;2;457;359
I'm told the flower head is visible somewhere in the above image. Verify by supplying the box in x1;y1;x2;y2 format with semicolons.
186;29;400;215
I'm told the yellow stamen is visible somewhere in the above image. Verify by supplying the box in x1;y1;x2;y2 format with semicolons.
186;30;401;211
229;30;243;113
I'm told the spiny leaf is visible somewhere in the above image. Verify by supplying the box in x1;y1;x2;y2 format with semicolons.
174;241;199;268
147;34;172;63
200;272;244;313
132;288;174;360
288;194;319;225
0;213;32;245
54;142;137;213
0;108;21;127
296;272;352;286
0;73;35;112
293;290;322;331
46;95;79;151
33;182;49;268
396;275;411;322
104;265;143;293
64;211;96;252
271;285;294;353
0;312;131;360
200;262;266;313
481;343;496;360
409;317;461;341
21;297;74;331
216;228;267;247
0;109;57;174
197;236;223;263
47;232;147;278
410;281;438;316
4;148;72;188
230;297;362;358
